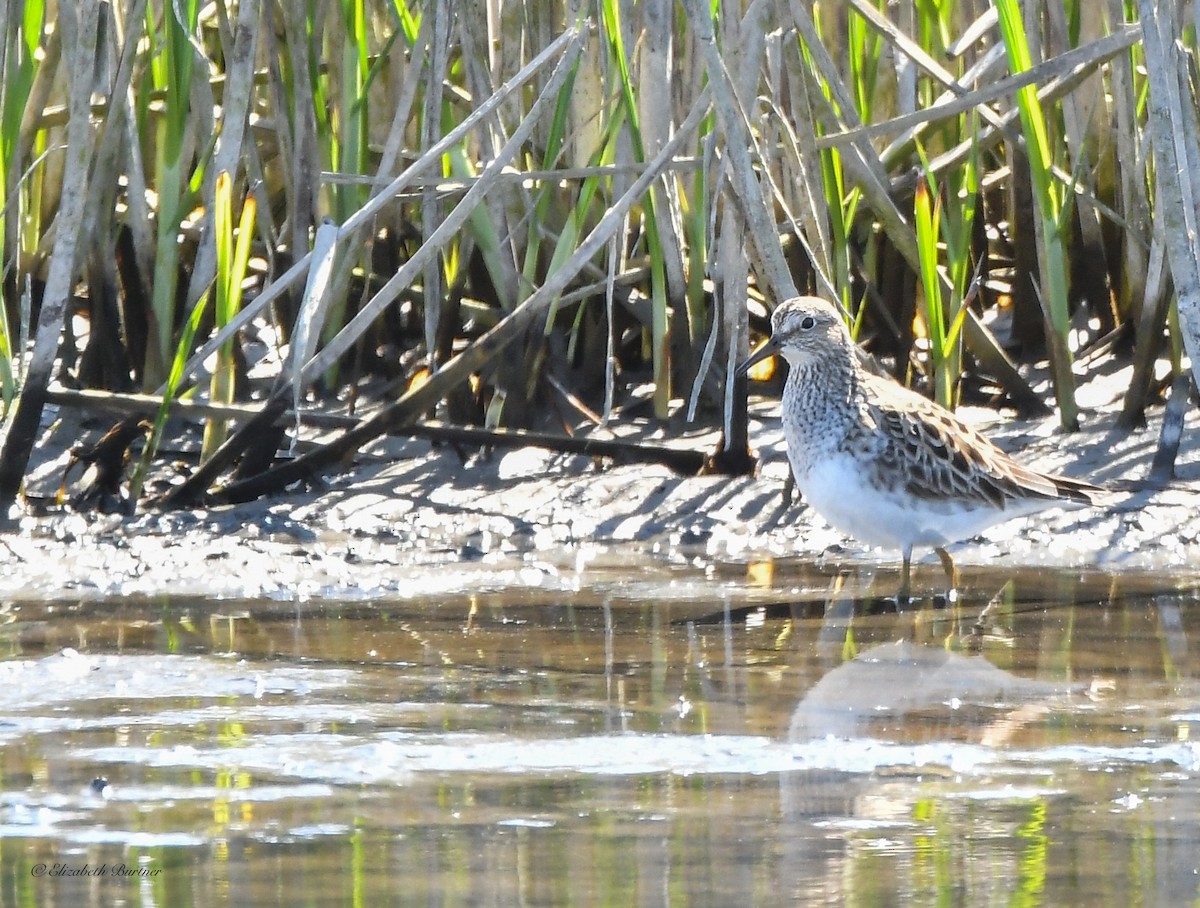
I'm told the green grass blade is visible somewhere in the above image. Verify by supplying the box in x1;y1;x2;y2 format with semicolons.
201;172;257;461
994;0;1078;428
601;0;672;418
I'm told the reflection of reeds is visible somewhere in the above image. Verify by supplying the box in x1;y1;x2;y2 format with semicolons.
0;2;1195;506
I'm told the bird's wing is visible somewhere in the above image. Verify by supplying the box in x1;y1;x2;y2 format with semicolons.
857;376;1097;509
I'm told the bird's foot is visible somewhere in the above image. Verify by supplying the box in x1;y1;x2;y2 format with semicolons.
935;547;960;604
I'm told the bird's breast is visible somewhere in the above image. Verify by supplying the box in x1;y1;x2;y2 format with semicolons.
780;374;860;479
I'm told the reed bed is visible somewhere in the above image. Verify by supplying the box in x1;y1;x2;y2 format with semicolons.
0;0;1194;508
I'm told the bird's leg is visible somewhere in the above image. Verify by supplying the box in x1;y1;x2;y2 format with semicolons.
781;471;796;507
935;547;959;602
898;545;913;606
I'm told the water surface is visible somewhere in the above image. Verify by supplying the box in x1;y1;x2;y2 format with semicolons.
0;561;1197;906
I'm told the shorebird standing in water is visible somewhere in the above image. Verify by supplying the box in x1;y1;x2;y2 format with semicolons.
737;296;1108;598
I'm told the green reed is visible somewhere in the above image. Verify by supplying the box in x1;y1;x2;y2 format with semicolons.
0;0;44;413
132;171;252;499
523;55;581;312
313;0;384;377
801;21;856;317
134;259;214;501
600;0;672;418
913;143;977;409
142;0;202;390
0;1;1193;503
200;172;256;462
994;0;1080;429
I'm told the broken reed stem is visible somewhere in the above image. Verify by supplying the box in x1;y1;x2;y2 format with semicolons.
166;24;585;399
210;87;714;504
0;1;100;509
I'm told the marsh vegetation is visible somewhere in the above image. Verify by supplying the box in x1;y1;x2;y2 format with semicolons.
0;0;1195;508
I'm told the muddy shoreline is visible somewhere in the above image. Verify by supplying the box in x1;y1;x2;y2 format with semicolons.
2;389;1197;603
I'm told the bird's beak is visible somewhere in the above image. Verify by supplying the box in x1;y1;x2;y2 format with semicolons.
735;337;780;377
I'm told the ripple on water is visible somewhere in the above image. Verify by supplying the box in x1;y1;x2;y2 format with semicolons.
67;730;1200;785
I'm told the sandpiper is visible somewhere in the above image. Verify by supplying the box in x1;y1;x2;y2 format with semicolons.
737;296;1108;597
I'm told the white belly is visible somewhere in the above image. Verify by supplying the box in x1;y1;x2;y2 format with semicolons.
794;454;1034;553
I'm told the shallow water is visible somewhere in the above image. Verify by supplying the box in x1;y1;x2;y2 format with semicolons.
0;561;1198;907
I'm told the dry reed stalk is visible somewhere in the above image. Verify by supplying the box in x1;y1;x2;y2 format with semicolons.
817;27;1139;165
771;24;835;298
169;25;585;399
684;0;796;301
454;11;519;313
420;0;450;367
0;1;1193;507
638;0;690;366
0;0;101;505
298;28;588;386
161;25;590;502
1137;0;1200;396
9;22;61;288
211;88;714;504
1046;0;1114;329
182;0;261;333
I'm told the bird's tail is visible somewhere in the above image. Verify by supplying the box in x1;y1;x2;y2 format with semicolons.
1047;473;1112;507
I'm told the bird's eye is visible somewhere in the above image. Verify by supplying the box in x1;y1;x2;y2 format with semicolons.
800;315;816;330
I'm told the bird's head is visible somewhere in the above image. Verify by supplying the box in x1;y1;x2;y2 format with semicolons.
737;296;851;375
